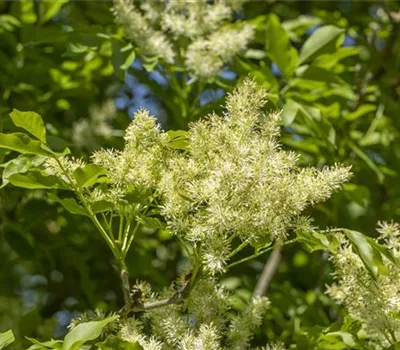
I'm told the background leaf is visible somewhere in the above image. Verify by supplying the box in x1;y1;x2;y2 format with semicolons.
299;25;344;65
266;14;298;77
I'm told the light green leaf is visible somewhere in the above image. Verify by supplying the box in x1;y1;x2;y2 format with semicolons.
0;330;15;349
40;144;71;158
318;331;358;349
167;130;189;151
62;316;118;350
344;104;376;121
266;14;298;77
91;200;114;213
282;99;321;126
296;230;338;253
344;229;388;280
40;0;68;23
299;25;344;65
48;193;88;216
1;154;46;188
10;109;47;143
26;337;63;349
73;164;107;188
282;16;322;42
0;133;51;156
120;49;136;70
97;336;143;350
137;216;165;230
8;172;69;190
313;46;360;69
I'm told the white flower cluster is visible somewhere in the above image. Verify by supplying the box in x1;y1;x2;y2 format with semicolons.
92;108;170;191
113;0;254;78
66;79;351;274
160;79;352;274
120;278;273;350
328;222;400;347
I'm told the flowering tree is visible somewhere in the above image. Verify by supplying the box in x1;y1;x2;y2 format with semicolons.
1;0;400;349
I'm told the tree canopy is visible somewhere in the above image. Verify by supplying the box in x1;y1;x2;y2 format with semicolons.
0;1;399;349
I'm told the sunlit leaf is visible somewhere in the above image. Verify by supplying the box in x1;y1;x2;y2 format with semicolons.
8;171;69;190
73;164;107;188
26;337;63;349
0;330;15;349
343;229;392;280
296;230;338;253
10;109;47;143
62;316;118;350
97;336;143;350
167;130;188;151
0;133;51;156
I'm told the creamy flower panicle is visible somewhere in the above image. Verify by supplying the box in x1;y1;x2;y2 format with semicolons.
44;79;351;276
119;278;272;350
44;79;351;350
328;222;400;348
113;0;254;78
160;79;352;274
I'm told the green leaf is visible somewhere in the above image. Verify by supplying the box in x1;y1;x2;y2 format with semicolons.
137;216;165;230
296;230;338;253
62;316;118;350
142;56;159;72
282;16;322;42
167;130;189;151
48;193;88;216
344;104;376;121
39;0;68;23
1;154;46;188
7;172;69;190
313;46;360;70
0;330;15;349
40;143;71;158
299;25;344;65
282;99;321;126
91;200;114;213
266;14;298;77
26;337;63;349
348;141;384;183
10;109;47;143
97;336;143;350
318;331;359;349
0;133;51;156
120;49;136;71
299;66;344;85
73;164;107;188
343;229;389;280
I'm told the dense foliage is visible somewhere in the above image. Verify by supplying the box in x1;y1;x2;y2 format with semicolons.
0;0;399;349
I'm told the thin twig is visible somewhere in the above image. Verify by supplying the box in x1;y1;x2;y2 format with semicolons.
123;278;191;314
129;292;185;313
252;243;282;298
120;268;131;309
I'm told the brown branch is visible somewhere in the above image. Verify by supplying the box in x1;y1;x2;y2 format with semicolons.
129;290;187;313
121;271;192;315
252;244;282;298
